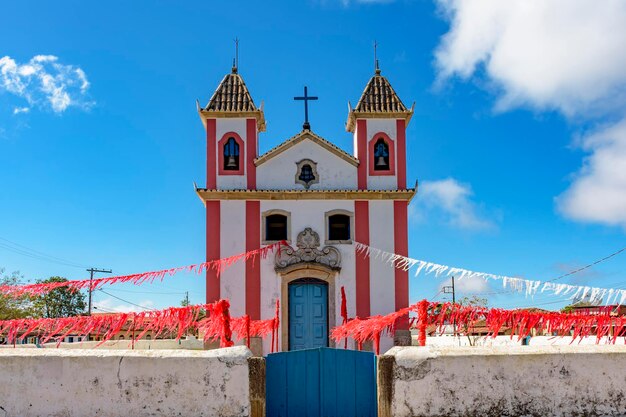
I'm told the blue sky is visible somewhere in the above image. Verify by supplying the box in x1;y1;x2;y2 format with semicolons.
1;0;626;313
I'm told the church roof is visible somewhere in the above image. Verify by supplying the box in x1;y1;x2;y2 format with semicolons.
346;69;413;132
198;68;266;131
354;71;408;113
255;129;359;167
204;69;257;112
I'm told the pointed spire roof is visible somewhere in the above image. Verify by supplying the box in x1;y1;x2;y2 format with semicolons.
198;68;266;131
346;68;413;132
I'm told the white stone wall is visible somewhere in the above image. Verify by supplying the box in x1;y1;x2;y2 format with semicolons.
385;345;626;417
0;346;252;417
256;139;357;190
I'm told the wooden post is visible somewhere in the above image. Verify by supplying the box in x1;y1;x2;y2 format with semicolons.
377;355;394;417
249;357;266;417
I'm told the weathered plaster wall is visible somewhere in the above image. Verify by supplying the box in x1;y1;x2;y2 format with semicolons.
383;345;626;417
0;346;252;417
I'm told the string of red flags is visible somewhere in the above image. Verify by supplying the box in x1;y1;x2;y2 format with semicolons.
354;241;626;305
0;241;285;298
0;299;282;350
331;299;626;355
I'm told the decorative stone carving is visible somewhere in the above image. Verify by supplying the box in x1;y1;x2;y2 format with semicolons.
275;227;341;271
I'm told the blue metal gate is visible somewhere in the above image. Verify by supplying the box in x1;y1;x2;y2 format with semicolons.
266;348;377;417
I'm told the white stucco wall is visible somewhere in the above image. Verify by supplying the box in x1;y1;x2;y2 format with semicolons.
386;345;626;417
259;200;357;354
369;201;396;353
220;200;247;318
0;346;252;417
215;118;248;189
256;139;357;190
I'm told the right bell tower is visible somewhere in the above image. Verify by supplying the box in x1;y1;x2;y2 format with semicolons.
347;61;415;346
346;63;413;191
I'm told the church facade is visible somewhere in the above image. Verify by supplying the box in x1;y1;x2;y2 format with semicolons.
196;64;416;354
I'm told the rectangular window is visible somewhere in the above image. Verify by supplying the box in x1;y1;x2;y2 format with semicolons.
328;214;351;241
266;214;288;241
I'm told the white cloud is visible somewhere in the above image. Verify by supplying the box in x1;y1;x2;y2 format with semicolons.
434;0;626;228
93;297;155;313
556;119;626;228
412;178;495;230
0;55;93;114
439;276;490;294
13;106;29;115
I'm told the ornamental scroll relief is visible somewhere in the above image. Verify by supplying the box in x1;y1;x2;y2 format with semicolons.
275;227;341;271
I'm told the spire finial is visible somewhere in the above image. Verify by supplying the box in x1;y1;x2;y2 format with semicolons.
232;37;239;73
374;40;381;75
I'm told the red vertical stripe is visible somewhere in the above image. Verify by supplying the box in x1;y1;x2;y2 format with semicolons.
356;119;368;189
246;119;257;189
394;201;409;329
206;119;217;189
246;200;261;320
355;200;370;318
206;201;220;303
396;119;407;189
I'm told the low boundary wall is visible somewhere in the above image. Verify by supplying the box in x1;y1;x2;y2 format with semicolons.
379;345;626;417
0;346;253;417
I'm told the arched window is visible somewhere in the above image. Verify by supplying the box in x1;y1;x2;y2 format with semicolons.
299;164;315;183
373;138;390;171
295;159;319;189
327;213;351;242
265;214;288;241
223;137;240;171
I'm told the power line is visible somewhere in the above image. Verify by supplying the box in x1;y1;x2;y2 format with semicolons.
87;268;112;316
98;289;155;311
0;237;89;269
102;288;186;295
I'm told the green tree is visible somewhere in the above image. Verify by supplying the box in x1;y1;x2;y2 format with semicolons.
32;277;86;318
458;295;488;346
0;268;35;320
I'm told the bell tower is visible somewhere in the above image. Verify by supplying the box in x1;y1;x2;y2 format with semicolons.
346;62;414;346
346;64;413;191
197;64;266;191
198;64;266;305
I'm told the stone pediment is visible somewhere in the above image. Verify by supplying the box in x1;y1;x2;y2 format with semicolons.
275;228;341;272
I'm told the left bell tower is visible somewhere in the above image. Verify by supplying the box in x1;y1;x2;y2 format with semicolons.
198;64;266;304
198;64;266;192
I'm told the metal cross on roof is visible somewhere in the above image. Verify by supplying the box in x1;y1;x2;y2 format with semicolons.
294;86;318;131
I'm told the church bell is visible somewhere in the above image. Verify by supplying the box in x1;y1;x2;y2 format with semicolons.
375;155;387;168
226;155;237;169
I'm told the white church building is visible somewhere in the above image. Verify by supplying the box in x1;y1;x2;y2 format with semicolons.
195;62;416;354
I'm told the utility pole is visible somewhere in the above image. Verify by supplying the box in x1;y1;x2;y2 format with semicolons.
185;291;189;306
87;268;112;316
443;276;456;335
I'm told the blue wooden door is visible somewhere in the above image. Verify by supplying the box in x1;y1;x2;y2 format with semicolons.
289;281;328;350
266;348;377;417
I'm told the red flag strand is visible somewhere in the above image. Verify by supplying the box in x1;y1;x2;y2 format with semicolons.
0;300;277;348
0;242;285;298
331;299;626;349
